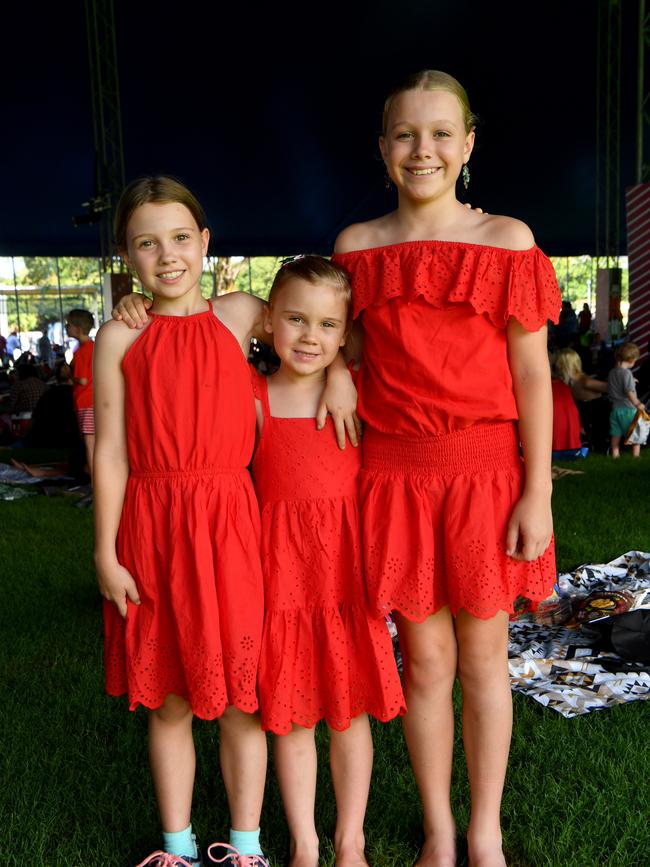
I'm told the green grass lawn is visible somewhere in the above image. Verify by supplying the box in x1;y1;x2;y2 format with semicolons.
1;453;649;866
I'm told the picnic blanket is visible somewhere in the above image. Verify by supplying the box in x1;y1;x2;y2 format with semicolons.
509;552;650;717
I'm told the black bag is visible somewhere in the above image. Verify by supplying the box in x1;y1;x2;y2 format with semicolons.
595;610;650;663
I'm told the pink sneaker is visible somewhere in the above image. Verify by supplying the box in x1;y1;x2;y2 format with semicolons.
207;842;269;866
135;850;200;866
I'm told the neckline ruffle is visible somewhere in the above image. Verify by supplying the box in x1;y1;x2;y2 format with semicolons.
332;242;561;331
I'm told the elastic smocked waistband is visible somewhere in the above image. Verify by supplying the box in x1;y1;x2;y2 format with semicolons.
362;422;521;475
129;466;249;480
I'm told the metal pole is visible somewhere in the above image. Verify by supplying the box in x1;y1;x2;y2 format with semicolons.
97;257;103;324
55;257;65;343
615;0;622;255
638;0;646;183
566;257;570;299
595;1;601;259
11;257;22;338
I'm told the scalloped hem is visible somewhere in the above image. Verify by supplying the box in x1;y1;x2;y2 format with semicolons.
387;590;553;625
261;702;406;736
105;687;259;720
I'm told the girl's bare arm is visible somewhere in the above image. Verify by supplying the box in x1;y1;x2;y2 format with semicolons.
93;321;141;617
506;319;554;561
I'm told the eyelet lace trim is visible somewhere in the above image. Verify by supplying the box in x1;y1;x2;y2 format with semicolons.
333;242;561;332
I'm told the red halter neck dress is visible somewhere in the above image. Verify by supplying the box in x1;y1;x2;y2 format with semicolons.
103;303;264;719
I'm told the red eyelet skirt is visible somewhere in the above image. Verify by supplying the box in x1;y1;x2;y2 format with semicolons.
360;422;555;622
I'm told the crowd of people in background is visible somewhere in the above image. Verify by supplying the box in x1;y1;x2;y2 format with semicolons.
0;309;96;480
548;301;649;458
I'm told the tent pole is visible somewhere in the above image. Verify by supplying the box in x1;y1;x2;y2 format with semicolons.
638;0;646;183
11;257;22;339
55;257;65;342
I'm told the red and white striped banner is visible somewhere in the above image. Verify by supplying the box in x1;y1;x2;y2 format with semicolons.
625;183;650;362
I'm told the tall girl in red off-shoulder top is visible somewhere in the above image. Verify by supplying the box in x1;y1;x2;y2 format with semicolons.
332;71;561;867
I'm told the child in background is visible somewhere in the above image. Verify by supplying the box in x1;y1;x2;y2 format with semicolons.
251;256;405;867
553;347;609;452
66;308;96;481
550;374;582;456
608;342;645;458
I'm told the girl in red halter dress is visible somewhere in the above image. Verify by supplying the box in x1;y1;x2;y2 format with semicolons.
331;72;561;867
251;256;405;867
100;182;358;867
95;177;275;867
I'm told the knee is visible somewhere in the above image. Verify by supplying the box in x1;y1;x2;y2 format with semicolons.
401;640;457;692
219;705;261;735
274;724;315;755
151;693;193;725
457;637;508;688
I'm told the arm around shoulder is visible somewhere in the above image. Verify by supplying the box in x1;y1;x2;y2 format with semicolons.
214;291;268;347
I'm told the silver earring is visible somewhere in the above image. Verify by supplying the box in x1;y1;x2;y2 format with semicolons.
384;174;392;190
462;164;470;190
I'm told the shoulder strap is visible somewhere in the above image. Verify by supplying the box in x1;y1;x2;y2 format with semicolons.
250;368;271;419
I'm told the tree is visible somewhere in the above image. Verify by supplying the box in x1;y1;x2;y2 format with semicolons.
22;257;101;287
198;256;283;300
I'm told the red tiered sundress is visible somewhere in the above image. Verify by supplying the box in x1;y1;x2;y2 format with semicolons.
332;241;562;622
103;305;264;719
250;371;405;734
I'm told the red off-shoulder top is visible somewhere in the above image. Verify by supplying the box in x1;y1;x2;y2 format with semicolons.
332;241;561;437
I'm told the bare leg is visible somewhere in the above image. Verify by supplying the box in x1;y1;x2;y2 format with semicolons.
610;435;621;458
84;432;95;483
632;443;641;458
329;714;373;866
396;610;458;867
148;693;195;833
455;610;510;867
273;725;319;867
218;706;267;831
10;458;68;477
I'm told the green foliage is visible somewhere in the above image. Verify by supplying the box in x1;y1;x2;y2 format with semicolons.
234;256;283;301
198;256;283;300
2;258;102;334
21;257;101;288
550;255;629;307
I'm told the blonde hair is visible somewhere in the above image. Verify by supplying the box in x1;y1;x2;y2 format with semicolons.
615;342;640;363
553;348;583;384
114;176;207;252
382;70;477;134
269;256;352;318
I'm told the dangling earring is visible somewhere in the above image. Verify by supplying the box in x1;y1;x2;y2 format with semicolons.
462;163;470;190
384;174;393;190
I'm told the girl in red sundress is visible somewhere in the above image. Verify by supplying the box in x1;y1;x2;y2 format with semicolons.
251;256;404;867
95;178;356;867
331;71;560;867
